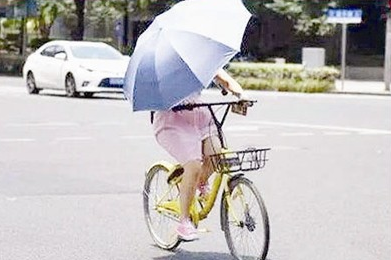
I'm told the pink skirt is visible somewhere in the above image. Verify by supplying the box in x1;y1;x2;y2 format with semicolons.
153;107;216;164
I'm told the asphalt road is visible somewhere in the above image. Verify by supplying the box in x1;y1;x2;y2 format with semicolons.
0;77;390;260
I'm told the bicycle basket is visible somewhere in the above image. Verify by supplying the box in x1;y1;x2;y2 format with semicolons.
210;148;270;173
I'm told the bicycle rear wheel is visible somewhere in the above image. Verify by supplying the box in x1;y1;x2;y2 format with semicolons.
143;164;181;250
221;177;270;260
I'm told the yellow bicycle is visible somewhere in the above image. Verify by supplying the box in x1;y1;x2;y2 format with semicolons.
143;100;270;260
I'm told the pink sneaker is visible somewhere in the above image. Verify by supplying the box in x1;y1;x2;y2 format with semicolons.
176;219;199;242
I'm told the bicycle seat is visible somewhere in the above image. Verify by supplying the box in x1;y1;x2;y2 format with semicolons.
167;164;184;184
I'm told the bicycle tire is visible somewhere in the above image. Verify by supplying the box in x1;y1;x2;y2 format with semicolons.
143;164;181;250
221;176;270;260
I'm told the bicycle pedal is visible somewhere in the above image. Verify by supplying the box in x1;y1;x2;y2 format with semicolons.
167;165;184;184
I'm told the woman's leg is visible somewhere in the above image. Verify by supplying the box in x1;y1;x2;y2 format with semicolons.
180;160;202;219
176;160;202;241
200;135;221;184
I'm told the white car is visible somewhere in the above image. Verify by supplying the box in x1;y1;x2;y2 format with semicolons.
23;40;130;98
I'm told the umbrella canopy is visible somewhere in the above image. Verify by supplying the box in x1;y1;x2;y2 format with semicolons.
124;0;251;111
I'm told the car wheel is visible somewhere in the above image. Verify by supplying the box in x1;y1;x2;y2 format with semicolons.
65;74;79;97
83;92;94;98
26;72;40;94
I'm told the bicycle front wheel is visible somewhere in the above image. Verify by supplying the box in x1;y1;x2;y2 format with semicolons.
143;164;181;250
221;177;270;260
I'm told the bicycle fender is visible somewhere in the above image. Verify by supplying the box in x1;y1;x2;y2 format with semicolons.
145;161;176;176
228;174;246;190
220;174;244;231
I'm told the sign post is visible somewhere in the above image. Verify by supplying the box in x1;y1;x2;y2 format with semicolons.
385;9;391;92
326;8;362;91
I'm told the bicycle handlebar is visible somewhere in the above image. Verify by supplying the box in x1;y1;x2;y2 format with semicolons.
171;100;257;112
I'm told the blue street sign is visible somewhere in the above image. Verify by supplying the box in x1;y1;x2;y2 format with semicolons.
326;8;362;24
26;0;38;17
0;0;37;18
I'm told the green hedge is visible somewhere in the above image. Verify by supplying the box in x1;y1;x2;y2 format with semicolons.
0;54;25;76
0;57;340;93
227;62;340;93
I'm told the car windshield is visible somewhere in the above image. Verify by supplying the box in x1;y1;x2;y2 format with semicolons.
70;45;123;60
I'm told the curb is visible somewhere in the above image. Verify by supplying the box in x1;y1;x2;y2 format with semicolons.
331;91;391;97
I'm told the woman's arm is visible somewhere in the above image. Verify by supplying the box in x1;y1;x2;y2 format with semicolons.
214;68;246;99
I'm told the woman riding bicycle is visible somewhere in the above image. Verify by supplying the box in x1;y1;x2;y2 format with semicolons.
152;68;247;241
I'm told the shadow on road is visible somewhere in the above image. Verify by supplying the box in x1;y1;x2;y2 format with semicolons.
39;92;126;101
153;249;233;260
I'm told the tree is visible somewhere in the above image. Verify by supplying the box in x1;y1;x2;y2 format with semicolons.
88;0;153;50
264;0;337;36
71;0;85;40
89;0;180;51
262;0;389;37
33;0;71;40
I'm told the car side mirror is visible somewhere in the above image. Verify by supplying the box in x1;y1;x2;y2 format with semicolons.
54;52;67;60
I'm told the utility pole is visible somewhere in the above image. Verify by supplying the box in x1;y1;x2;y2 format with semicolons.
18;1;28;57
20;16;27;56
122;0;131;53
341;23;347;91
123;12;129;52
326;8;362;92
384;12;391;91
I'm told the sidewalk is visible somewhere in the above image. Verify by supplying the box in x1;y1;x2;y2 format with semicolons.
333;80;391;96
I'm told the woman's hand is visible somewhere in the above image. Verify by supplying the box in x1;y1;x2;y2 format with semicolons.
214;69;248;100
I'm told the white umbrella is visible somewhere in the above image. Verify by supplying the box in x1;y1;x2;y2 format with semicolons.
124;0;251;111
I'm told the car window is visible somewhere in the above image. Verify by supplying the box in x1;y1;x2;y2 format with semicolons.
70;45;123;60
54;46;67;59
55;46;66;55
40;46;56;57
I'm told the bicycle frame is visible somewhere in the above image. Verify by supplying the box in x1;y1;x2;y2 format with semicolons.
152;154;237;226
152;101;256;226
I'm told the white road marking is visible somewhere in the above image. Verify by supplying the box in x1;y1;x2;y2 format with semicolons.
0;138;35;143
358;131;391;136
229;133;267;137
55;137;93;141
323;131;350;136
120;135;153;140
226;125;259;132
280;132;314;137
92;122;127;126
248;121;391;135
6;122;78;127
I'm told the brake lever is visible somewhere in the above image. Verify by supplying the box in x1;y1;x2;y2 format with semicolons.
239;99;256;107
